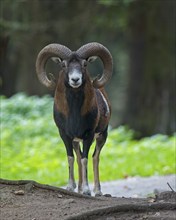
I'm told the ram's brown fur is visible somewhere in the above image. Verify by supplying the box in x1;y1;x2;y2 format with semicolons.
54;71;69;116
36;42;113;196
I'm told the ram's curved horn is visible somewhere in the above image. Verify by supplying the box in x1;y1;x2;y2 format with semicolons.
36;44;72;89
76;42;113;88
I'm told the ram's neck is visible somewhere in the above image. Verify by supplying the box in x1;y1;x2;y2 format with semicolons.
66;88;84;116
54;74;96;117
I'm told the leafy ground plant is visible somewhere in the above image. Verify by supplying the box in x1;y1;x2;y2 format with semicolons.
1;93;175;186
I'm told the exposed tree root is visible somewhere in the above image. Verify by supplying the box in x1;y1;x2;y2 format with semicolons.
0;178;97;200
66;201;176;220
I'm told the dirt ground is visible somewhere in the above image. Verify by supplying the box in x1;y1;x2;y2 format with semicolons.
0;179;175;220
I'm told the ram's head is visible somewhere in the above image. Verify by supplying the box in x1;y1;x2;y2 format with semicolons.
36;42;113;89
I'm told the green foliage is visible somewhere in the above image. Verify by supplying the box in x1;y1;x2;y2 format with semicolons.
1;94;175;186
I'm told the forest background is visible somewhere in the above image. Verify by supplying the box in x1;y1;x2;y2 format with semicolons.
1;0;175;136
0;0;175;185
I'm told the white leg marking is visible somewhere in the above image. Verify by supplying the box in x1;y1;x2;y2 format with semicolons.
73;142;83;193
81;158;91;196
66;156;76;192
93;149;102;196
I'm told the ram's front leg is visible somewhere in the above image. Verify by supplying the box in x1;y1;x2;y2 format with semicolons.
81;135;94;196
59;129;76;192
73;141;83;193
67;155;76;191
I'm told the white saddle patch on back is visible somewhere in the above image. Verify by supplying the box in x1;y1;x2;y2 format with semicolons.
98;90;110;116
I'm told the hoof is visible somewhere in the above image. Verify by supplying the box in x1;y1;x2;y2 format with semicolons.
78;189;82;194
83;189;91;196
95;191;103;197
66;185;76;192
78;184;83;194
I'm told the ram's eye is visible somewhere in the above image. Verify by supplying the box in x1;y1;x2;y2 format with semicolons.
62;61;67;68
82;60;87;67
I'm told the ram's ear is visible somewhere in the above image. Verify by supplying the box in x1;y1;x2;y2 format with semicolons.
51;57;62;63
87;56;98;63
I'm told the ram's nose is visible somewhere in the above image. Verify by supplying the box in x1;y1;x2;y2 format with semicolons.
71;77;80;83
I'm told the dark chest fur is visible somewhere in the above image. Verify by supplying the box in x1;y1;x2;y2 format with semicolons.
53;88;98;140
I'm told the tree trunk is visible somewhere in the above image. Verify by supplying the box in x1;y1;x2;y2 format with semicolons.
123;0;175;136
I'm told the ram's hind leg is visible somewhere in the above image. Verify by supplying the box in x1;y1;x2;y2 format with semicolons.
93;128;108;196
73;141;83;193
82;135;94;196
